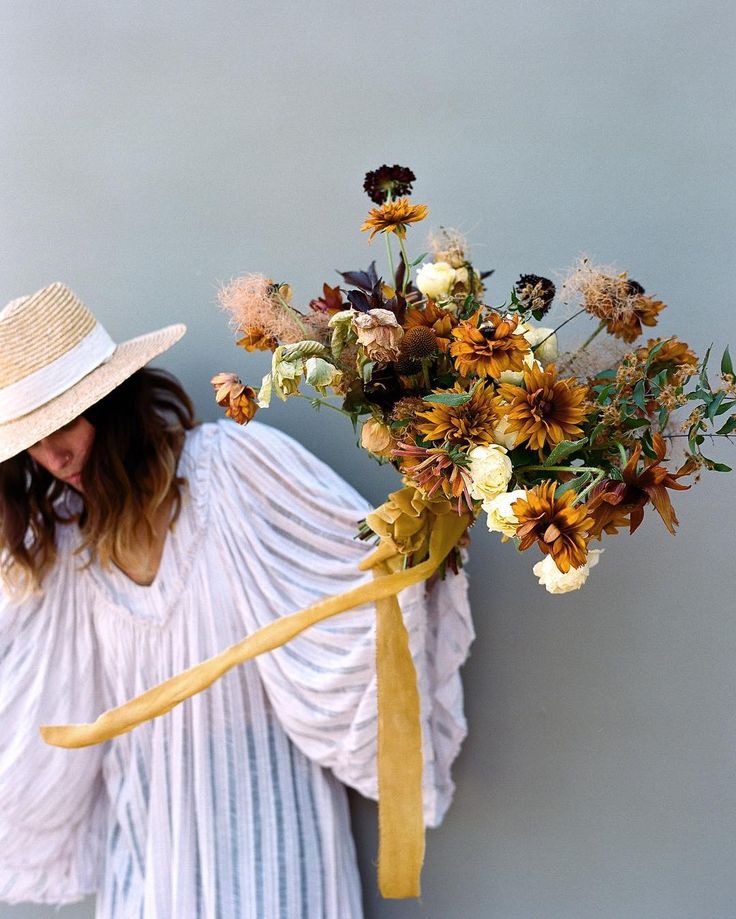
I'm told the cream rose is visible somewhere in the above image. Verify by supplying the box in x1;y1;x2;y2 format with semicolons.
518;321;558;366
532;549;604;594
415;261;456;300
467;444;513;502
482;488;527;536
498;350;542;386
492;414;518;450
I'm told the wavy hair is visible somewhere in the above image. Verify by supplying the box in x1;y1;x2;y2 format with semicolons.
0;368;196;600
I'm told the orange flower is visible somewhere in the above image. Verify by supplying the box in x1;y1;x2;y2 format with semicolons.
635;337;698;378
237;327;278;352
450;312;530;379
416;383;497;448
404;299;458;353
606;295;665;343
587;432;692;537
513;481;594;572
360;198;429;241
496;363;590;453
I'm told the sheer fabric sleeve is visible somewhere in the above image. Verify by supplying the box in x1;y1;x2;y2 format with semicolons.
0;558;107;905
209;419;474;827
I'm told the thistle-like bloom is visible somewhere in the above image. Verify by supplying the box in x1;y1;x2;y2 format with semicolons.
392;441;475;513
360;198;429;241
404;299;458;353
416;383;497;448
587;432;692;537
450;312;531;379
515;274;556;316
211;373;259;425
496;363;590;452
512;481;594;573
363;165;416;205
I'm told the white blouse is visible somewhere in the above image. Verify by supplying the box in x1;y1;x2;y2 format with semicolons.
0;419;474;918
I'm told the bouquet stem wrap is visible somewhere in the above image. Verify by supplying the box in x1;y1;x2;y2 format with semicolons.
40;507;471;899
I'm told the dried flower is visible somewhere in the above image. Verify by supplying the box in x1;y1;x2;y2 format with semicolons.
496;364;590;452
363;165;416;205
635;337;698;378
211;372;259;425
513;481;594;573
393;441;475;513
515;275;556;317
427;227;468;269
361;198;429;241
309;283;345;315
360;417;395;457
450;312;531;379
352;308;403;361
219;274;312;346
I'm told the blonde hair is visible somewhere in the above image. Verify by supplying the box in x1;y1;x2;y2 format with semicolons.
0;368;196;600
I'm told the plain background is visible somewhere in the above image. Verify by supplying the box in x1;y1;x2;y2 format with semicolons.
2;2;736;917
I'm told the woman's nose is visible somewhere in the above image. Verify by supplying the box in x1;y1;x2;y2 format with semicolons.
43;440;73;472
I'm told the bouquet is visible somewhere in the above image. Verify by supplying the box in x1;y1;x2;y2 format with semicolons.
213;164;736;594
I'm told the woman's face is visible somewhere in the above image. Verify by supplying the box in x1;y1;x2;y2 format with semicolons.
26;416;96;492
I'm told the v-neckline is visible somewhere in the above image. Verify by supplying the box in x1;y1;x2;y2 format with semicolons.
83;424;214;626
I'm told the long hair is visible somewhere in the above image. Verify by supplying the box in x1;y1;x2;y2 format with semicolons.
0;367;196;599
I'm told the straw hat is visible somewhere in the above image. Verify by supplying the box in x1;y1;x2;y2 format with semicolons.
0;282;186;463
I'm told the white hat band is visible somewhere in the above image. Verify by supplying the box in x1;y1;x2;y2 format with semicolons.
0;322;116;424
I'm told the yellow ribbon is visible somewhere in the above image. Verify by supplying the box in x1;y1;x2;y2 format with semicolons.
40;509;470;899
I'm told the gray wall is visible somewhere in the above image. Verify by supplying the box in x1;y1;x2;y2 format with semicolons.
2;1;736;917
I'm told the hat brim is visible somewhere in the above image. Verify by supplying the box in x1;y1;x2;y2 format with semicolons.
0;323;187;464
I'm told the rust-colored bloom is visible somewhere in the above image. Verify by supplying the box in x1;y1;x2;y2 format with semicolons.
606;294;665;343
392;441;475;513
450;312;531;379
352;308;404;361
587;432;692;537
211;373;259;425
513;481;594;573
309;283;345;315
404;298;458;353
236;327;279;352
360;198;429;241
635;336;698;378
416;383;497;448
496;363;591;453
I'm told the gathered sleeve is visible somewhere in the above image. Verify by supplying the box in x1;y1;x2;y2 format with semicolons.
209;419;475;827
0;555;107;905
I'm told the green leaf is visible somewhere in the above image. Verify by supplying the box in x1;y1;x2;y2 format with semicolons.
706;390;727;421
410;252;428;267
716;415;736;435
621;416;650;431
555;471;592;498
699;345;713;393
544;437;588;466
721;345;734;377
595;369;617;380
632;380;647;412
702;455;733;472
422;392;473;406
607;464;624;481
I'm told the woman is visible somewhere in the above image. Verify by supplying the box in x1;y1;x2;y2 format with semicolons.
0;282;473;918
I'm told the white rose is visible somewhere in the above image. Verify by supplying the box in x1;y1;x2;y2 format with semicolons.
415;261;456;300
492;414;518;450
467;444;513;502
522;324;558;366
498;350;542;386
532;549;604;594
482;488;527;536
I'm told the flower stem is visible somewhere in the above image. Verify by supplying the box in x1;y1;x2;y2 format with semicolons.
572;469;606;505
384;233;395;280
397;236;412;295
295;392;353;418
532;308;586;351
274;292;310;337
577;319;607;352
516;465;604;474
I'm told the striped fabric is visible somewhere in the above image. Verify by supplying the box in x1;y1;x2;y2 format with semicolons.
0;419;474;918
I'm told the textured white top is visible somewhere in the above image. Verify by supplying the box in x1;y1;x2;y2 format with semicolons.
0;419;474;918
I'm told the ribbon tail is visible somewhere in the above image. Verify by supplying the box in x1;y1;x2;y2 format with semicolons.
375;563;424;898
